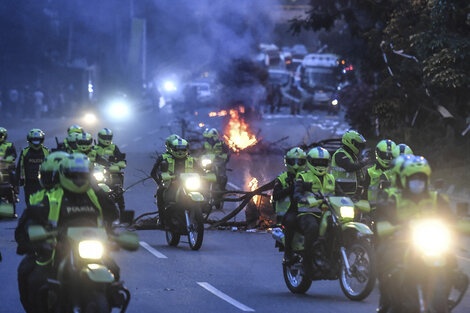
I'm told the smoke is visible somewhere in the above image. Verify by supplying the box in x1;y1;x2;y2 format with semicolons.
148;0;279;78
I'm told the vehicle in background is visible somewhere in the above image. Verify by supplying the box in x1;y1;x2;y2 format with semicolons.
257;44;283;68
291;44;308;60
295;53;341;114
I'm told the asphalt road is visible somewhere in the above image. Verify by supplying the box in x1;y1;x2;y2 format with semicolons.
1;105;469;313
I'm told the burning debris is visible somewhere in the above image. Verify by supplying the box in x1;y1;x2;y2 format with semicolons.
223;107;259;153
248;177;260;205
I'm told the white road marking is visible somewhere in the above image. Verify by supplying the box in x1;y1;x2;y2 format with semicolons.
227;182;241;190
197;282;255;312
121;144;128;149
147;129;159;134
139;241;168;259
133;136;142;142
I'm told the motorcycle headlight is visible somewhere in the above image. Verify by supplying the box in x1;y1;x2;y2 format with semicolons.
78;240;104;259
93;171;105;182
185;176;201;191
412;219;451;256
201;158;212;168
340;206;355;219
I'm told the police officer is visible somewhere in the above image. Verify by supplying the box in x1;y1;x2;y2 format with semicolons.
17;129;50;205
285;147;337;268
272;147;306;223
374;156;465;312
56;124;83;152
93;128;127;213
202;128;230;191
363;139;396;206
150;137;202;226
150;134;181;225
76;132;96;162
15;151;69;312
330;130;368;197
16;153;119;313
0;127;18;208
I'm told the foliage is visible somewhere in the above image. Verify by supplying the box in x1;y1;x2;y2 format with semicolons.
292;0;470;167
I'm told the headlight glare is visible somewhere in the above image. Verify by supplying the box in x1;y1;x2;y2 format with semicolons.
412;220;451;256
93;171;105;182
201;158;212;168
340;206;355;219
185;176;201;191
78;240;104;259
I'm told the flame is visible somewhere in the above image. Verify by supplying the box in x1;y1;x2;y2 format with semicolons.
223;109;258;152
209;110;227;117
248;177;260;205
198;122;205;127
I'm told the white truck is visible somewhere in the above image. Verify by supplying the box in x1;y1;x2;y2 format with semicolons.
295;53;341;113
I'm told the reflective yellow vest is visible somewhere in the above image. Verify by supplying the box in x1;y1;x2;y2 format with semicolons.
393;191;439;222
165;156;194;176
93;144;116;158
273;172;291;216
36;187;104;266
367;165;391;204
297;171;336;194
0;142;13;158
204;141;228;162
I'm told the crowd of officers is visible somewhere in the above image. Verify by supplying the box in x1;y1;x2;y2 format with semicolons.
1;123;465;312
0;124;126;313
272;130;469;313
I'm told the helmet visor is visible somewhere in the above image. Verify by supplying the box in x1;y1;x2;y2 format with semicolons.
99;134;113;141
354;141;366;152
307;157;329;167
286;158;306;166
377;150;394;161
63;168;90;187
77;138;92;146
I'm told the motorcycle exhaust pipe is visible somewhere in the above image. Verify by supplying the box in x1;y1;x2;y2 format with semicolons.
340;247;352;276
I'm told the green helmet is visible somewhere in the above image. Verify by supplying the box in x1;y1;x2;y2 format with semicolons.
66;132;80;151
392;143;413;158
390;154;413;188
39;151;70;189
98;128;113;147
284;147;306;174
0;127;7;144
342;130;366;155
165;134;181;153
203;128;220;146
59;153;92;193
375;139;396;169
307;147;330;176
170;138;189;158
67;125;83;135
27;128;45;149
76;132;93;153
399;155;431;192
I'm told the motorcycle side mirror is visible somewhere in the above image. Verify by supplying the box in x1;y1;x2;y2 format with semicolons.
433;179;444;190
120;210;135;224
114;231;140;251
456;202;469;217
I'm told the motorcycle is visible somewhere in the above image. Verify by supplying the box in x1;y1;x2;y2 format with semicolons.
0;156;17;218
272;192;376;300
27;222;139;312
377;215;470;313
161;172;214;250
199;153;226;219
93;157;126;212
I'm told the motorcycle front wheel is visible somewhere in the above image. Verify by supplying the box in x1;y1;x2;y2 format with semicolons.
187;209;204;250
339;240;376;301
166;230;180;247
282;259;312;294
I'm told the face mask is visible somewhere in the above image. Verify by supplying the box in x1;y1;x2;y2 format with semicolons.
408;179;426;194
31;140;41;145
